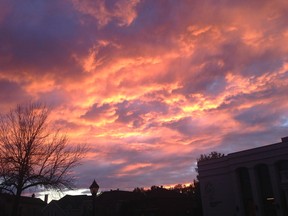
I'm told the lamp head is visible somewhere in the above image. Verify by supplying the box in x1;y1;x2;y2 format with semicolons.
89;180;99;195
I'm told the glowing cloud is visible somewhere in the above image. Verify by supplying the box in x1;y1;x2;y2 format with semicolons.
0;0;287;197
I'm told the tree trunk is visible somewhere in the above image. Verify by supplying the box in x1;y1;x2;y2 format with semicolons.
11;190;21;216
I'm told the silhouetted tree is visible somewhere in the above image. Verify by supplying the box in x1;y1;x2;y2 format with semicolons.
172;184;184;193
196;151;225;162
133;187;145;193
195;151;225;174
0;102;87;216
150;185;162;191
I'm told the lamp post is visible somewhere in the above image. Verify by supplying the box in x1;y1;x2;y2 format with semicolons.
90;179;99;216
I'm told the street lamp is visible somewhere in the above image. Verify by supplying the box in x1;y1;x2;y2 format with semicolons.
90;179;99;216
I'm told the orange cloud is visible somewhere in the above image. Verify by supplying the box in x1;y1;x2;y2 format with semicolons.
1;0;288;192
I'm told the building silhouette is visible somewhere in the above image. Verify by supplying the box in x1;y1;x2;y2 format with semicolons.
198;136;288;216
42;195;91;216
0;193;46;216
42;188;197;216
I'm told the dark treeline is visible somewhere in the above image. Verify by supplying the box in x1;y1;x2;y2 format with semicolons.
120;181;203;216
133;181;201;197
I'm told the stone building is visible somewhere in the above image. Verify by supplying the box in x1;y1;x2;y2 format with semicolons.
198;137;288;216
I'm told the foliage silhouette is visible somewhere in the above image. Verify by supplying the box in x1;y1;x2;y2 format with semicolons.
195;151;225;174
196;151;225;163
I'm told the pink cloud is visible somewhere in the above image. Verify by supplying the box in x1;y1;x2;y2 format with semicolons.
71;0;140;27
0;0;288;194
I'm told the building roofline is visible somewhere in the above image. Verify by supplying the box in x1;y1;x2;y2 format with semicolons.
198;137;288;177
199;137;288;166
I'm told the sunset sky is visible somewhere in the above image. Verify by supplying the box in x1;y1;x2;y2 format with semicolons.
1;0;288;198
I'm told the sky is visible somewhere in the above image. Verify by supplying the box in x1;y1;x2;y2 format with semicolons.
0;0;288;199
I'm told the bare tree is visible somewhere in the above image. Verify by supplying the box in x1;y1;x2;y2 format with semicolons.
0;102;87;216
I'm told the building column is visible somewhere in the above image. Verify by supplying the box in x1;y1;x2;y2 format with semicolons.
231;170;245;216
284;188;288;212
268;163;285;216
248;167;264;216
